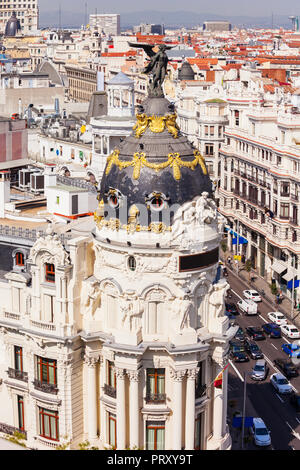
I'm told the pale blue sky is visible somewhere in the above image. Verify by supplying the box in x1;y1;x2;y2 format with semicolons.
39;0;300;16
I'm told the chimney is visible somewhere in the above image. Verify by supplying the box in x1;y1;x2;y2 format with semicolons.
0;171;10;218
44;164;57;194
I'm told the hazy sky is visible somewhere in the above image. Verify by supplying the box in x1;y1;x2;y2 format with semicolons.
39;0;300;16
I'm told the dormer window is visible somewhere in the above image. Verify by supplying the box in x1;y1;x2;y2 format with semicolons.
45;263;55;283
16;252;24;267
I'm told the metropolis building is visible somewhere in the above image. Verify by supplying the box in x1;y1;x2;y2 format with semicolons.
0;69;234;450
0;1;39;34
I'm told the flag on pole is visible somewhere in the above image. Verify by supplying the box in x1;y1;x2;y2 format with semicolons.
213;363;229;389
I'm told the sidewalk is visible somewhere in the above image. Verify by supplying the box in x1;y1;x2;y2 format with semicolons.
221;252;300;329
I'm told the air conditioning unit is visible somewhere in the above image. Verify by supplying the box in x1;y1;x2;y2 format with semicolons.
19;169;35;189
30;173;44;194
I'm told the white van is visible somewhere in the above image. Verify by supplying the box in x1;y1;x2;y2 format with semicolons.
237;298;257;315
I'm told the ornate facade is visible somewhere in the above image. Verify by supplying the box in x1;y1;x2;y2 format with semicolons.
0;80;235;450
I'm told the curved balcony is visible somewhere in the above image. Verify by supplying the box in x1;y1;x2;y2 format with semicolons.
145;393;166;404
7;368;28;383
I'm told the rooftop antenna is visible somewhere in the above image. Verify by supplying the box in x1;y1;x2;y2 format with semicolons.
59;1;62;31
85;2;88;28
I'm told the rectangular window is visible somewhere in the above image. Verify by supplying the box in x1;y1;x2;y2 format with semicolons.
146;421;165;450
234;110;239;126
14;346;23;372
17;396;25;431
37;357;57;385
146;369;165;402
280;203;289;219
39;408;59;441
195;414;203;450
107;360;116;388
45;263;55;283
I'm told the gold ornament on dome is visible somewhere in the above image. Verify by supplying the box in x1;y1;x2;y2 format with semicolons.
132;113;180;139
105;149;207;181
133;114;149;138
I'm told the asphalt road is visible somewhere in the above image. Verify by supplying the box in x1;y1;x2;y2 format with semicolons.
226;269;300;450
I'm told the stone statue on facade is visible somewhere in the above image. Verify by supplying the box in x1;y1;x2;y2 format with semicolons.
196;192;217;225
171;297;194;332
82;281;101;318
120;296;143;333
208;281;229;319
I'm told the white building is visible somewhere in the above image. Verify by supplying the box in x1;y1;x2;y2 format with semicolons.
89;14;120;37
0;87;234;450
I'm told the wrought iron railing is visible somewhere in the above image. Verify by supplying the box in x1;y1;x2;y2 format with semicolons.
145;393;166;404
7;368;28;382
33;379;58;395
104;383;116;399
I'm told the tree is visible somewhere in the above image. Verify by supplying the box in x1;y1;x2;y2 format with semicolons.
220;239;227;253
245;259;252;281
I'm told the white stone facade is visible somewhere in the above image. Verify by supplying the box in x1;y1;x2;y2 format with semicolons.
0;191;234;450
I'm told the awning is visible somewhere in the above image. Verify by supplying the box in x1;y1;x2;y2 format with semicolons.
271;260;287;275
282;268;298;282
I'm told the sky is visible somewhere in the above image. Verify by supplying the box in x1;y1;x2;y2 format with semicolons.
38;0;300;17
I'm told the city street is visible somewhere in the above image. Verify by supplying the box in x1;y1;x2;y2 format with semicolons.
227;269;300;450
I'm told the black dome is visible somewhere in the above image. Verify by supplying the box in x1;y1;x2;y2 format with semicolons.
5;12;21;37
178;61;195;81
98;96;212;228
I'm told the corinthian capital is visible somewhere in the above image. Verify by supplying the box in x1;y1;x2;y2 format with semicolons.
169;369;186;382
186;369;197;380
127;369;140;382
115;367;126;380
84;355;98;368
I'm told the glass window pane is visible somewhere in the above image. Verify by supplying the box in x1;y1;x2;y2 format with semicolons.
50;415;58;440
146;427;155;450
109;416;116;448
157;375;165;394
48;364;55;384
156;428;165;450
43;414;50;437
41;363;48;382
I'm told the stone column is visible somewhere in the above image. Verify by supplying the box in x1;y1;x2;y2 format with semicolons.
116;367;126;449
212;362;224;442
185;369;196;450
127;370;140;449
170;369;185;450
85;356;98;441
222;364;228;436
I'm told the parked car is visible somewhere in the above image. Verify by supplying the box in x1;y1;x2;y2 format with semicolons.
280;324;300;339
243;289;262;302
225;303;238;315
244;338;264;360
281;343;300;358
234;327;245;342
290;393;300;411
229;341;249;363
270;373;293;394
237;299;258;315
246;326;266;341
251;359;269;381
267;311;287;326
225;310;236;325
250;418;271;447
262;323;281;338
274;358;298;378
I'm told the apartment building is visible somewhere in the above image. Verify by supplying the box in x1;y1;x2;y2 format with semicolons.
0;0;39;34
218;86;300;300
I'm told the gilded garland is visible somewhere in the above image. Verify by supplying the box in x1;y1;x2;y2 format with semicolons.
105;149;207;181
133;113;180;138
